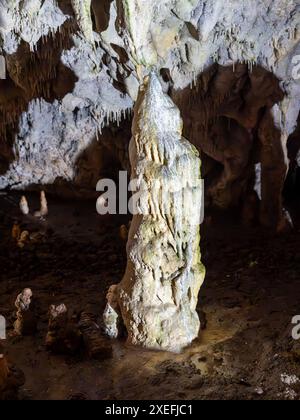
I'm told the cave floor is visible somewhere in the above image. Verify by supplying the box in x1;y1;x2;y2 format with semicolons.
0;192;300;400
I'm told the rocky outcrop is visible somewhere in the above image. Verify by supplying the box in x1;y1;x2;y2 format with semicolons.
14;288;37;336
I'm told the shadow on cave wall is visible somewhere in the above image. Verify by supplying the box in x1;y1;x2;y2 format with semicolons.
170;63;300;230
91;0;114;33
284;113;300;225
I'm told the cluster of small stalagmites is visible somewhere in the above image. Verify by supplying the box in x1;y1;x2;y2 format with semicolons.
10;288;113;360
45;305;113;359
14;288;37;336
0;347;25;401
45;304;82;355
34;191;48;218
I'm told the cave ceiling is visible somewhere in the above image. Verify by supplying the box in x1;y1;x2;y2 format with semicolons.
0;0;299;191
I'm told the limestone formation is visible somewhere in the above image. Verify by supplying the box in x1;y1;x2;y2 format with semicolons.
17;230;30;248
45;304;82;355
34;191;48;218
14;288;37;336
104;73;205;352
19;196;29;216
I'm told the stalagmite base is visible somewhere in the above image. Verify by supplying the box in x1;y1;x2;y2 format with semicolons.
104;73;205;352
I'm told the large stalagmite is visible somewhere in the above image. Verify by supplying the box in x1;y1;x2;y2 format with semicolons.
106;73;205;352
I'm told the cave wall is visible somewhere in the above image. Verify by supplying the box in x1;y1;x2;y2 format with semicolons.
0;0;299;214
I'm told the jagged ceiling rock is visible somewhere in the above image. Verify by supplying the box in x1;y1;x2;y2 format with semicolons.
0;0;67;52
0;0;133;188
0;0;299;192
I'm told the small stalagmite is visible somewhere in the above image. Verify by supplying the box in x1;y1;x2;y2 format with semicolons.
17;231;30;249
45;304;82;355
79;311;112;360
14;288;37;336
19;196;29;216
34;191;48;218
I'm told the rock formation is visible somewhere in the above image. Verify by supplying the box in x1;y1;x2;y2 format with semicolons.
17;230;30;248
103;73;205;352
14;288;37;336
19;196;29;215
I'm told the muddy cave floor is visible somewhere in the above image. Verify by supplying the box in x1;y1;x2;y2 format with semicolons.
0;191;300;400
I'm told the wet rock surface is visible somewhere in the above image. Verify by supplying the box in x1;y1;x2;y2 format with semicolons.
0;192;299;400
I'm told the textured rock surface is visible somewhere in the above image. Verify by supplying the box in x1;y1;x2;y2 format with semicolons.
112;73;205;352
14;288;37;336
0;1;299;195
